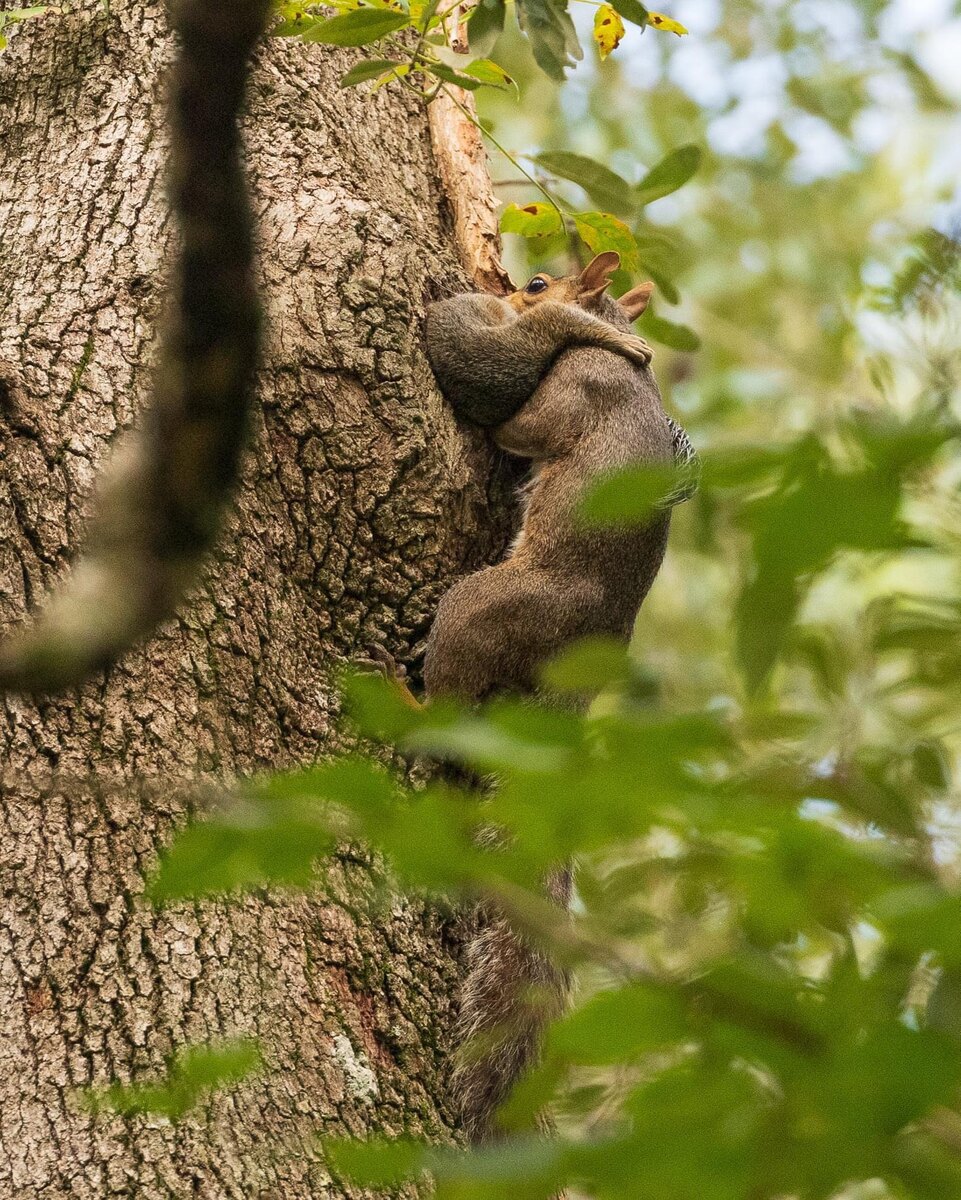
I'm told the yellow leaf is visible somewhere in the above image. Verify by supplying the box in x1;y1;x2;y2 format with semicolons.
593;4;625;60
646;10;688;35
500;202;563;238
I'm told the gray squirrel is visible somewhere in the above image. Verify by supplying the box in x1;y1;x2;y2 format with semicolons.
396;251;696;1140
423;251;694;705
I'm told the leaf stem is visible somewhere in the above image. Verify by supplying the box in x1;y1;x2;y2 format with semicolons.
439;85;568;229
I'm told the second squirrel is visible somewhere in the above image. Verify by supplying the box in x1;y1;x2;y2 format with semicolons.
424;250;689;703
421;251;695;1141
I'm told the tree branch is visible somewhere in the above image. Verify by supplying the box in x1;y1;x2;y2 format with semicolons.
0;0;269;694
428;82;512;296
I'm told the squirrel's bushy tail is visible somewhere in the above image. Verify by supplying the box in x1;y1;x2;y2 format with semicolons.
453;869;571;1142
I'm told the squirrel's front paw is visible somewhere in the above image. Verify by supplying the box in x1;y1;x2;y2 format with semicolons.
356;642;408;683
625;334;654;366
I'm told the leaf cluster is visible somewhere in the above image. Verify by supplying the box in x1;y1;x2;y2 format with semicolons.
499;145;703;349
144;400;961;1194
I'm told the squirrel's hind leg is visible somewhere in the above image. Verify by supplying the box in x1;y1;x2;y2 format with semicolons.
356;643;423;710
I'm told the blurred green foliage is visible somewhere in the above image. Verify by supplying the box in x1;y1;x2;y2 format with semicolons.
99;1;961;1196
84;1040;261;1120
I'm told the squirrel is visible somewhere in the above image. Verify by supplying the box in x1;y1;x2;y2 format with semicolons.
426;251;656;430
423;251;687;704
413;250;697;1141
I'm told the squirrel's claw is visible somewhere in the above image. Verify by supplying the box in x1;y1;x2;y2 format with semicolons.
626;335;654;366
355;642;408;683
356;644;423;711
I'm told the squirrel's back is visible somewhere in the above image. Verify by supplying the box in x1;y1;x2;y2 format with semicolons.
497;339;673;638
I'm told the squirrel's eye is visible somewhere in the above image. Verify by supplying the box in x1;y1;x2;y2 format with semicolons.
525;276;548;294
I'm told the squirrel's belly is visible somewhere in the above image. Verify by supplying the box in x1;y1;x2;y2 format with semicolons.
522;515;671;636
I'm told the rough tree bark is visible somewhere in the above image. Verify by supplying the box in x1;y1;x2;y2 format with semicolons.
0;2;514;1195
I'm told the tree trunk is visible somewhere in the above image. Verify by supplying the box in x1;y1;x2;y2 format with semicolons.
0;3;512;1194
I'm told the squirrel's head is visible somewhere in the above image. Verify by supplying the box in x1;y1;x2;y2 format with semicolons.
506;252;654;324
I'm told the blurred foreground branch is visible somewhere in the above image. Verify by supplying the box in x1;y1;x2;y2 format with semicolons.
0;0;268;693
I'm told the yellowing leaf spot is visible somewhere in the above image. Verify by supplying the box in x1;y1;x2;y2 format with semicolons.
593;4;625;60
373;62;410;89
646;11;688;35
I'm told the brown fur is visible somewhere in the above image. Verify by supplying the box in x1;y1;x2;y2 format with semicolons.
423;254;680;1141
426;252;653;429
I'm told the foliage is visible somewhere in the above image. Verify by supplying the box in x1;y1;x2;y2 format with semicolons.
0;0;704;339
84;1039;261;1120
135;8;961;1189
267;0;695;332
143;337;961;1190
268;0;677;84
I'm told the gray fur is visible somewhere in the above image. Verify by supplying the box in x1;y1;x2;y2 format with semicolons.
424;267;688;1141
426;292;653;428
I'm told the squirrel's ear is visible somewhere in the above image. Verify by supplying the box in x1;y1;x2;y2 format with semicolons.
577;252;620;302
618;281;654;321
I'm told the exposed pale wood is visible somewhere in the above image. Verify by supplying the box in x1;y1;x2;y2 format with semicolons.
428;91;512;295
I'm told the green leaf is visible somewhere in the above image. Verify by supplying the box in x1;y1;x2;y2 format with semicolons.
731;431;928;692
406;717;572;774
500;201;563;237
871;885;961;966
541;636;632;693
515;0;582;81
84;1040;261;1120
550;982;686;1065
270;3;319;37
644;270;679;306
415;0;442;33
640;311;701;350
148;800;335;901
635;144;702;205
339;58;406;87
533;152;633;214
368;785;493;892
149;758;400;901
302;8;410;46
3;6;50;19
423;60;485;90
272;19;316;36
607;0;648;27
579;462;687;526
467;0;506;55
573;211;640;273
462;57;516;91
429;1138;567;1191
633;230;682;302
324;1138;426;1187
701;444;787;489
